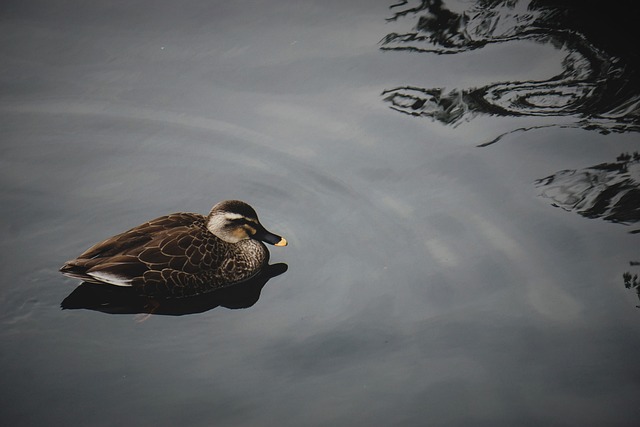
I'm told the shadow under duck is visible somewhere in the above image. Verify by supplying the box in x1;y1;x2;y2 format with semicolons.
60;200;287;298
61;263;288;315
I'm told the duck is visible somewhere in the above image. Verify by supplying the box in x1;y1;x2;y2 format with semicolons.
60;200;287;298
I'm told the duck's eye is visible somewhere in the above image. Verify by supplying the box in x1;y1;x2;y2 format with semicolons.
226;217;257;234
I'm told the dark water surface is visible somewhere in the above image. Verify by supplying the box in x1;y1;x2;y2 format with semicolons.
1;0;639;425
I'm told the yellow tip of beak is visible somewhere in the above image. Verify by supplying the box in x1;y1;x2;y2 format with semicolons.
275;237;288;247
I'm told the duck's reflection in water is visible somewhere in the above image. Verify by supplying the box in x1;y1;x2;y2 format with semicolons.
61;263;287;316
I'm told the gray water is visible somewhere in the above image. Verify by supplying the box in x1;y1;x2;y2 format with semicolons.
1;1;639;426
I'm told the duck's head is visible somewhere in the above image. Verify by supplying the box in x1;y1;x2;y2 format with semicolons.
206;200;288;246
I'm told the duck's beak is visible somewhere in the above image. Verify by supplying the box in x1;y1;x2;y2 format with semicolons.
254;226;288;247
274;237;288;247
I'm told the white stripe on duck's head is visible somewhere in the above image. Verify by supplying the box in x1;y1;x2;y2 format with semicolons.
206;200;287;246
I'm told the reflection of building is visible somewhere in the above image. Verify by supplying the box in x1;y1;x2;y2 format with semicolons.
535;152;640;225
381;0;640;139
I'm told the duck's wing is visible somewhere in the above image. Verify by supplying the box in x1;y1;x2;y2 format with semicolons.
60;213;208;285
76;213;203;259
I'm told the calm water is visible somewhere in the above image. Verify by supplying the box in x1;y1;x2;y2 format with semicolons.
1;0;639;425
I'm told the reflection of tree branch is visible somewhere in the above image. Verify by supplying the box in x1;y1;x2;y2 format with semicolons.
477;120;640;147
381;86;472;125
382;0;549;52
623;264;640;308
386;0;431;22
533;151;640;308
381;71;623;128
390;0;409;10
477;124;566;147
623;272;639;289
535;152;640;226
381;0;640;140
